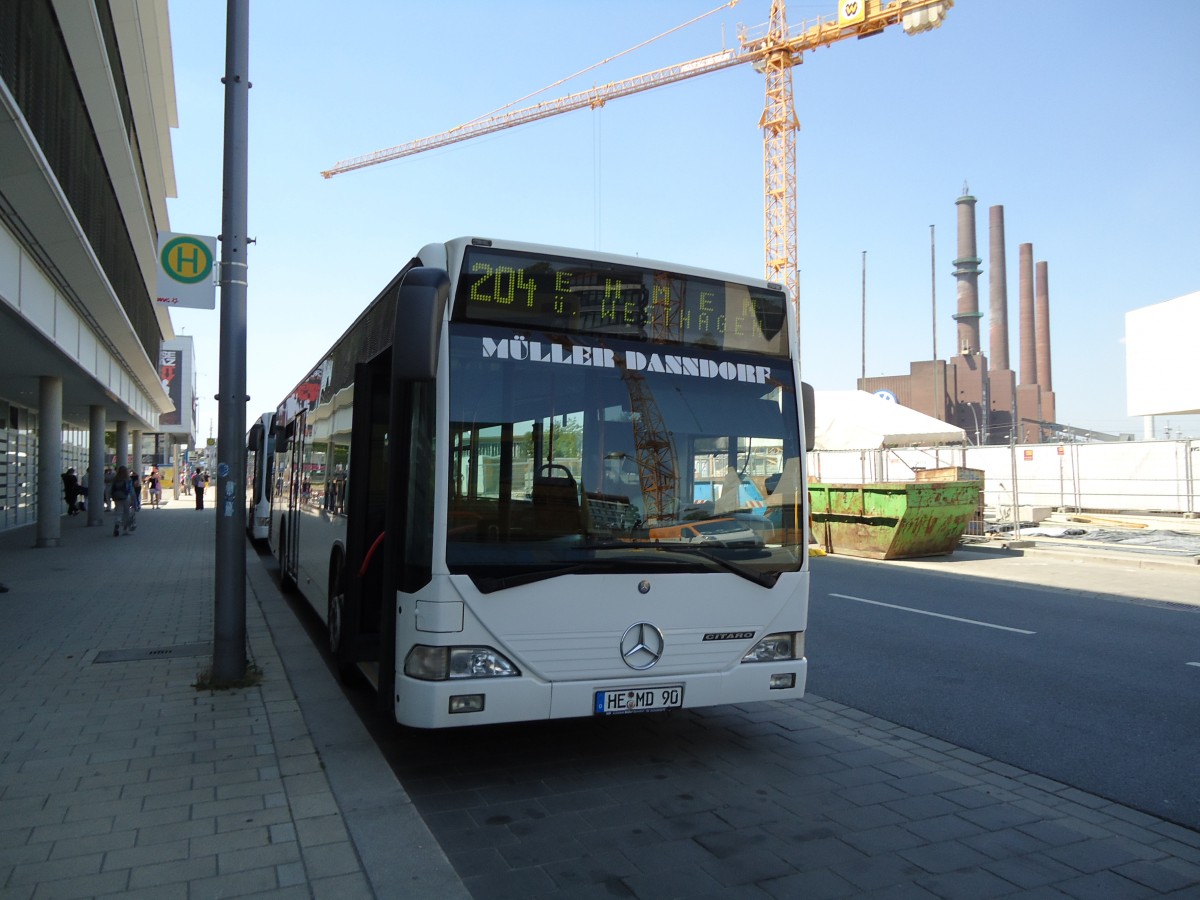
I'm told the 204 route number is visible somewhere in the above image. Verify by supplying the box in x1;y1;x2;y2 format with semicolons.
594;685;683;715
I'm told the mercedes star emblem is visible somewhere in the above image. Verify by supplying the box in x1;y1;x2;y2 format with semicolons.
620;622;665;670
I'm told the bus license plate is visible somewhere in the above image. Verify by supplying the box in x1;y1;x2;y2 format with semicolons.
594;685;683;715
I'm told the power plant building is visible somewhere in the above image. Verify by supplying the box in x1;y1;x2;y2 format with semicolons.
859;187;1057;445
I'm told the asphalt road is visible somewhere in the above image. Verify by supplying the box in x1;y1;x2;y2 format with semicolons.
263;541;1200;897
804;552;1200;830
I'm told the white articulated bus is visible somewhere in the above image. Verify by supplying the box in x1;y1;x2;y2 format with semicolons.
272;237;814;728
245;412;276;544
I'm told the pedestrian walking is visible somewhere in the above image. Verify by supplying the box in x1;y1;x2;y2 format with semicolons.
192;468;206;510
131;471;143;518
61;468;82;516
103;466;114;510
110;466;136;535
147;466;162;508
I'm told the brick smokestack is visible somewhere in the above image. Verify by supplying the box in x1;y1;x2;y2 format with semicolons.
988;206;1010;371
952;187;982;355
1035;260;1053;392
1019;242;1037;385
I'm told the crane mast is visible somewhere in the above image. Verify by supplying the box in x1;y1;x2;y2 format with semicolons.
758;0;800;307
618;362;678;526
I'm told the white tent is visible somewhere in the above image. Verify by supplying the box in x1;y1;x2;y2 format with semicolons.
813;390;966;450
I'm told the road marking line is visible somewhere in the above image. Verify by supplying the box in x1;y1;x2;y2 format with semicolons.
829;593;1037;634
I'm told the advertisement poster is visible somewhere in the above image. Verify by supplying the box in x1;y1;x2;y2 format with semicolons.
160;348;183;426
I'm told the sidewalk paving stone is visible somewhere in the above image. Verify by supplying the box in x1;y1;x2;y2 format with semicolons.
3;507;1200;899
0;507;464;900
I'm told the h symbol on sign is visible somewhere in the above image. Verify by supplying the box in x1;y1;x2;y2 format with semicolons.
173;244;202;277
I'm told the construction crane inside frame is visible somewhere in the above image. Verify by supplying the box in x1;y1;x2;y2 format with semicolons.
320;0;953;308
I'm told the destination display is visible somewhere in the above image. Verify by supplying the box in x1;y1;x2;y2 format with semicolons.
455;246;789;357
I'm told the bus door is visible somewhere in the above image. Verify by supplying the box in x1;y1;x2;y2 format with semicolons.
280;411;305;590
336;358;392;683
245;420;262;530
334;343;435;714
380;366;436;714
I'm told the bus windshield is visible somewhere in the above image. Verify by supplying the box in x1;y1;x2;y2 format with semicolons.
446;324;806;585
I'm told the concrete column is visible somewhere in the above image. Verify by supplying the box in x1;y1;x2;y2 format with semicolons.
131;429;142;473
36;376;63;548
115;421;129;470
87;406;106;526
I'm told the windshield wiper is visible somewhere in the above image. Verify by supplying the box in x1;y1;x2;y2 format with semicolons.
576;540;779;588
472;558;670;594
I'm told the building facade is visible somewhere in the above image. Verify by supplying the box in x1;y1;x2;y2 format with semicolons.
0;0;185;539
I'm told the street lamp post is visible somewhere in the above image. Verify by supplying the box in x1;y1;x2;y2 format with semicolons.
965;403;982;446
212;0;250;685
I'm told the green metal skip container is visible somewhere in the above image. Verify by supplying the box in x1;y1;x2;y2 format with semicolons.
807;481;981;559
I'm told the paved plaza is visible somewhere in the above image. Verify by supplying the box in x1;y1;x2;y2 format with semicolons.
1;501;1198;898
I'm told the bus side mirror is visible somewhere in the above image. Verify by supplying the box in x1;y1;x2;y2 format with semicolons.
393;267;449;381
802;382;815;453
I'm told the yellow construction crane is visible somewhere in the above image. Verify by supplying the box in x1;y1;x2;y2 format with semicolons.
322;0;952;312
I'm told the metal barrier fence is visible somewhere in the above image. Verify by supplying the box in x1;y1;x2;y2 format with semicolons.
807;438;1200;519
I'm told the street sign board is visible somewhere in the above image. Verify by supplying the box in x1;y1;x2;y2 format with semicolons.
156;232;217;309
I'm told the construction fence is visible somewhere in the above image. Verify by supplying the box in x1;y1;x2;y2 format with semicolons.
807;438;1200;519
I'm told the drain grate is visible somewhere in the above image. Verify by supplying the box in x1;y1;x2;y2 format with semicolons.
93;642;212;664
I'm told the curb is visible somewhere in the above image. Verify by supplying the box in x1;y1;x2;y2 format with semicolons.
246;548;471;900
966;540;1200;571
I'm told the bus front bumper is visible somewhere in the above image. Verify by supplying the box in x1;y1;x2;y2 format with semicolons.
393;658;806;729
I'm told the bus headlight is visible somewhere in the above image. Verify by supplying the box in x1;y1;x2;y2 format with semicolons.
404;645;520;681
741;632;804;663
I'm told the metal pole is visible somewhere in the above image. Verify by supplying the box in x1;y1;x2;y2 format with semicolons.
930;225;938;419
860;250;866;385
213;0;250;684
1010;393;1021;540
1188;444;1197;518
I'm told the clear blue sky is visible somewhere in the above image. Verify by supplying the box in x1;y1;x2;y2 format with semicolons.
165;0;1200;442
